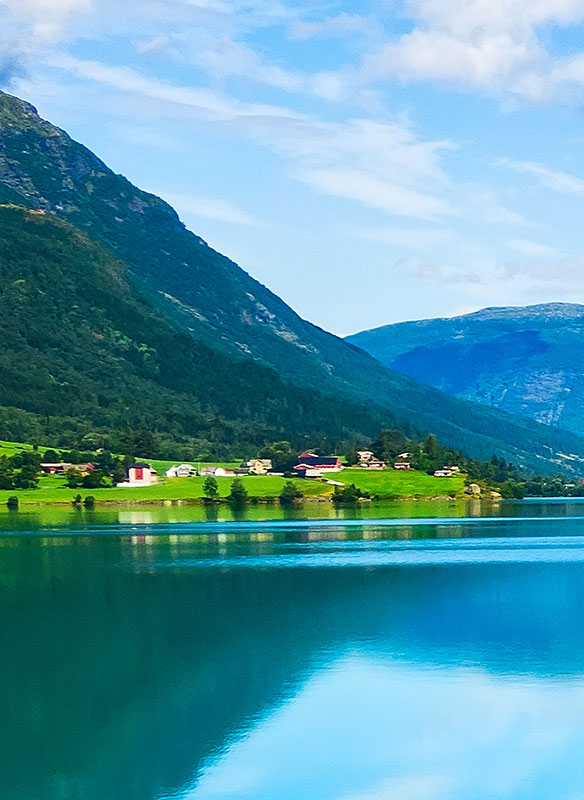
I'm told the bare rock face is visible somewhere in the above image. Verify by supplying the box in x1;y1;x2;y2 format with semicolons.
348;303;584;437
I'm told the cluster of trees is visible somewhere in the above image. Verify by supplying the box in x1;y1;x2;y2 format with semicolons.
201;476;249;503
0;451;41;490
202;475;304;505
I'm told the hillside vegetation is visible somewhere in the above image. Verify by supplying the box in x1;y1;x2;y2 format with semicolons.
0;206;393;457
2;91;584;472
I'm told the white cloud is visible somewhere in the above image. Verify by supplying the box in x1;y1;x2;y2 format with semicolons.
350;225;455;250
46;54;304;121
303;167;453;220
0;0;91;43
158;190;265;226
507;238;560;257
357;0;584;103
500;158;584;194
251;116;457;221
288;13;376;41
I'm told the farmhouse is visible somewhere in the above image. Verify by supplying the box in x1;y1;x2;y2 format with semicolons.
293;455;342;475
357;450;374;463
393;462;411;470
165;464;197;478
41;462;95;475
246;458;272;475
117;463;158;487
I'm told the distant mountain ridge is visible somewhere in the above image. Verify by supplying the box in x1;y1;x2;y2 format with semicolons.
347;303;584;436
2;90;584;471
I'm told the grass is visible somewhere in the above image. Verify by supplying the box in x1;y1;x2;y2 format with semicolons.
338;468;465;498
0;440;37;457
0;466;465;506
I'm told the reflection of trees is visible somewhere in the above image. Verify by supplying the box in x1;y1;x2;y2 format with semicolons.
2;534;584;799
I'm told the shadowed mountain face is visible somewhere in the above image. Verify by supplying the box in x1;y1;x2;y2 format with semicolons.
347;303;584;436
3;91;584;470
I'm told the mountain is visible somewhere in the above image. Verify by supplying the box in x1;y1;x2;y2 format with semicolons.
347;303;584;437
0;204;395;457
2;90;584;471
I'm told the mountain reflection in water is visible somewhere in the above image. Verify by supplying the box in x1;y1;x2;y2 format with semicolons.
2;505;584;799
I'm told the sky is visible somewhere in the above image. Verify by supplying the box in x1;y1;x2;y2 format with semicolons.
3;2;584;334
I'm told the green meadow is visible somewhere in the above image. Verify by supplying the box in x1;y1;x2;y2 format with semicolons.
0;462;465;507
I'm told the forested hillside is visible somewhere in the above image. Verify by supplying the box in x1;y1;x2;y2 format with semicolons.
0;206;396;458
3;91;584;471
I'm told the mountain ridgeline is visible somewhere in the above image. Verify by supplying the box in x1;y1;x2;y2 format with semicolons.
347;304;584;440
1;90;584;471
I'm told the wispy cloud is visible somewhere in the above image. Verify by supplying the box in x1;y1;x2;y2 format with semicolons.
499;158;584;195
349;225;456;250
158;190;265;226
46;54;304;121
507;237;560;257
288;13;377;42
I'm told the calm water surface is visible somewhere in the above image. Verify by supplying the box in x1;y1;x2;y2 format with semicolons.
3;500;584;799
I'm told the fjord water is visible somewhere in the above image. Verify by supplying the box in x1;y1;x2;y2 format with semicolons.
4;502;584;799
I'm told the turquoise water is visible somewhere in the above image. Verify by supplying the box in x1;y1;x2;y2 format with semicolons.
3;501;584;799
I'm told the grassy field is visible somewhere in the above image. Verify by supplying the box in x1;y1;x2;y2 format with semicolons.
0;440;37;457
0;466;465;506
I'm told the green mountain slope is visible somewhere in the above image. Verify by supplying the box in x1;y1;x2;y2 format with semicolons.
2;91;584;472
347;303;584;437
0;205;396;457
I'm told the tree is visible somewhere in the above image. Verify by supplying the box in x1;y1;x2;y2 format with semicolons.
13;463;39;489
344;448;359;467
64;468;83;488
134;428;159;458
332;483;371;503
81;470;106;489
43;449;59;462
229;477;248;503
258;441;296;471
279;480;303;505
371;429;407;461
0;458;14;490
112;462;127;485
203;475;219;499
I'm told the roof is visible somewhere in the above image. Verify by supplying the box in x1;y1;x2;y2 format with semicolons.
294;456;339;467
129;462;151;469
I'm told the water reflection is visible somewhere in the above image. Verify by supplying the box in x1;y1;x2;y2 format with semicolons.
3;509;584;799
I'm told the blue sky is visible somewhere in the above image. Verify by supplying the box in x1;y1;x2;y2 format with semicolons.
3;1;584;334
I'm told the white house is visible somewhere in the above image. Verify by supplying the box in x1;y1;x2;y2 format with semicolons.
165;463;197;478
117;463;159;487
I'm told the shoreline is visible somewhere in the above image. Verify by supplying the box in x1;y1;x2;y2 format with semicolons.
1;493;466;509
